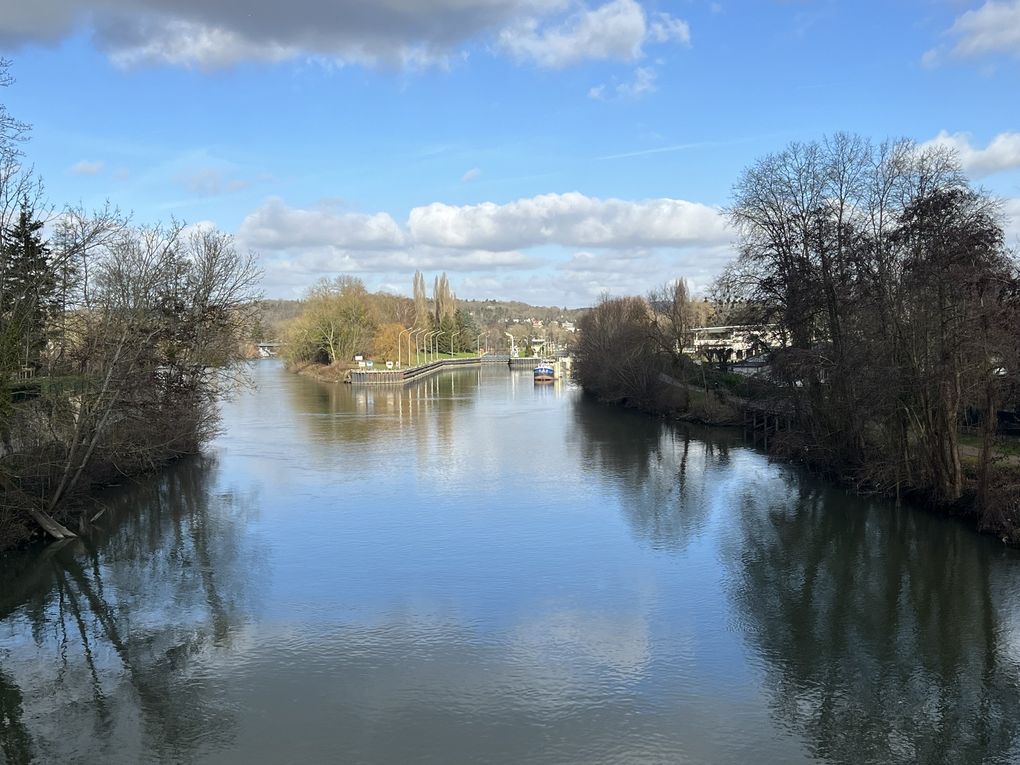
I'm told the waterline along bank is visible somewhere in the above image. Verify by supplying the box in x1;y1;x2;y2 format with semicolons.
348;355;543;384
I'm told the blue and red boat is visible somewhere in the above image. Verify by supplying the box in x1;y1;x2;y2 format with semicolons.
533;361;555;383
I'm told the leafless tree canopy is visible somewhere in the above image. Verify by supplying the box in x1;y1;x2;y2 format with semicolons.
2;206;262;544
573;295;662;408
647;278;694;363
724;133;1019;516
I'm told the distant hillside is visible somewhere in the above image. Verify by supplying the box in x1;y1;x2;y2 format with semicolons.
459;299;589;325
256;296;589;340
256;299;303;339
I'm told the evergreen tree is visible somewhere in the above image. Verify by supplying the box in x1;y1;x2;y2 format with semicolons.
0;201;56;369
453;308;479;354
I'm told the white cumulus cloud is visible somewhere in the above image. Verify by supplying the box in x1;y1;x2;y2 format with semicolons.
648;12;690;45
237;192;733;302
408;192;728;250
498;0;688;68
925;0;1020;64
240;196;406;251
921;130;1020;178
590;66;658;99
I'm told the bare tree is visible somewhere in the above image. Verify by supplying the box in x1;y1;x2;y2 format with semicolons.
573;295;660;407
3;219;261;541
647;278;693;365
726;133;1019;510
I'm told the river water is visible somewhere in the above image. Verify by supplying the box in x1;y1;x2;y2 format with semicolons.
1;361;1019;764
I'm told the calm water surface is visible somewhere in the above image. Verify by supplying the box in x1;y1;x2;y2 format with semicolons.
2;361;1020;764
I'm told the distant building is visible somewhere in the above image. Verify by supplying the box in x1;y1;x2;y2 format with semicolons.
685;325;779;363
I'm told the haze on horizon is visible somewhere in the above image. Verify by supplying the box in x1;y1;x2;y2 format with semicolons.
1;0;1018;307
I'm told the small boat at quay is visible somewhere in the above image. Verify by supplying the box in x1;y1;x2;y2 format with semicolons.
534;362;555;383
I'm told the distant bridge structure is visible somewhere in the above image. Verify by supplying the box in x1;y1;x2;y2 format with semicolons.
256;341;282;357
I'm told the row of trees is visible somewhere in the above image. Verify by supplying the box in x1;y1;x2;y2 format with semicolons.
574;133;1019;534
723;134;1018;515
282;270;479;368
574;278;724;409
1;59;262;545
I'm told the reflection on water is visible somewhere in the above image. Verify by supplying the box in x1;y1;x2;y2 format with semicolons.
0;457;266;763
726;475;1020;764
570;399;741;552
0;361;1018;764
290;367;483;447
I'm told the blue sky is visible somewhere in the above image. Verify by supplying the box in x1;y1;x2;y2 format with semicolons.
1;0;1018;306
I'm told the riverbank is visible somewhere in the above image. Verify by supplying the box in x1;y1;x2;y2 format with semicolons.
290;355;545;385
0;394;205;552
580;372;1020;546
288;360;353;383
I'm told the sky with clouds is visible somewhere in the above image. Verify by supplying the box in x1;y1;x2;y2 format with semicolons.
1;0;1018;306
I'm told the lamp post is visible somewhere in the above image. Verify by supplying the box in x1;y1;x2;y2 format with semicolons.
425;330;439;363
476;333;483;356
409;328;424;366
397;328;411;368
420;331;432;363
419;328;430;364
505;331;517;358
432;330;443;362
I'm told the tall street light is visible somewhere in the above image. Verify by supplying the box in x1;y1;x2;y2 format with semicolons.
417;328;430;365
420;331;432;363
409;328;425;366
425;330;439;363
397;328;411;368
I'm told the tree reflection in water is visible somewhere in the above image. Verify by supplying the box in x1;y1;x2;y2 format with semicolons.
0;456;265;763
570;395;741;552
286;367;483;448
0;666;32;764
725;474;1020;765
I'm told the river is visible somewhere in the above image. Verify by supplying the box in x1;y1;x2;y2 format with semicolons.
1;361;1019;764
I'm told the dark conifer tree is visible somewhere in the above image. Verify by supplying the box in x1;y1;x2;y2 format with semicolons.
1;200;56;368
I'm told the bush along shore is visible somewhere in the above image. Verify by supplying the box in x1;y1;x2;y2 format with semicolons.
0;220;261;551
0;59;262;552
573;133;1020;545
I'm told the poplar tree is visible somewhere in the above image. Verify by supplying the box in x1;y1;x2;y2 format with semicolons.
412;270;429;328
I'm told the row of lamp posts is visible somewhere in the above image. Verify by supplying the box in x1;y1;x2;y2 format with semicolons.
397;326;505;369
396;328;455;368
395;328;492;369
